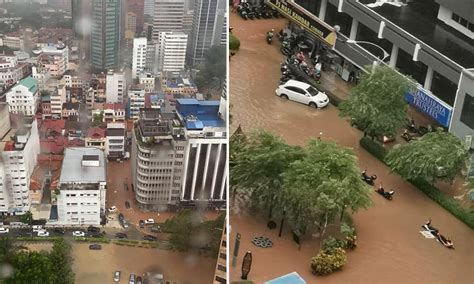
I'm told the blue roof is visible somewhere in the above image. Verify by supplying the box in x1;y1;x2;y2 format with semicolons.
175;99;224;129
265;272;306;284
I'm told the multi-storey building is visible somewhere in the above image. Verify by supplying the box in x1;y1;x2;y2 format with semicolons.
272;0;474;150
128;84;146;119
0;65;24;89
162;77;198;95
1;35;25;50
187;0;226;66
91;0;122;70
57;147;106;225
182;10;194;35
131;107;186;211
177;99;226;207
139;73;155;93
61;102;80;119
132;37;148;79
39;43;69;78
125;12;137;41
106;122;126;159
152;0;185;42
160;32;188;75
127;0;145;34
5;76;39;116
32;65;51;91
106;70;126;103
85;127;106;150
0;118;40;215
50;84;67;116
91;102;126;123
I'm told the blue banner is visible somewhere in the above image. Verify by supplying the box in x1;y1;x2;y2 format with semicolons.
405;88;452;127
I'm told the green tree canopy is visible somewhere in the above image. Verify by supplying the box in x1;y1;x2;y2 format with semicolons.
0;237;18;265
230;130;305;218
339;65;413;137
49;239;75;284
385;129;469;183
194;45;226;90
19;211;33;225
7;251;53;284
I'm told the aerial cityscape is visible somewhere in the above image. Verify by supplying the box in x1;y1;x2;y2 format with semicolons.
0;0;473;283
0;0;227;283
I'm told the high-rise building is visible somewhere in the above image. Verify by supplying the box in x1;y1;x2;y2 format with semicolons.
72;0;92;60
178;99;227;207
0;119;40;215
106;70;126;103
91;0;123;70
57;147;107;225
127;0;145;34
127;84;146;119
131;108;187;211
187;0;226;66
144;0;154;16
182;10;194;35
152;0;185;42
132;37;148;78
125;12;138;41
158;31;188;74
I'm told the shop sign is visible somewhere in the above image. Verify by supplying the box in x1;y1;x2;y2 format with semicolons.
265;0;337;47
405;88;452;128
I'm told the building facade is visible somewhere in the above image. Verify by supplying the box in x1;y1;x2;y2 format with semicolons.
132;37;148;79
152;0;185;42
106;122;126;159
127;0;145;34
91;0;122;70
5;76;39;116
128;84;146;119
40;43;69;77
57;147;106;225
131;108;186;211
0;119;40;215
106;70;126;103
50;84;67;116
139;73;155;92
159;31;188;74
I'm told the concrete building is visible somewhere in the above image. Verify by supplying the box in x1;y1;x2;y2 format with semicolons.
139;73;155;92
32;65;51;91
1;35;25;50
132;37;148;79
187;0;226;66
106;122;126;159
182;10;194;35
278;0;474;150
125;12;138;41
57;147;106;225
106;70;126;104
61;102;80;119
39;43;70;78
128;84;146;119
91;0;122;70
0;103;10;139
144;0;154;16
160;32;188;75
131;107;186;211
91;102;126;123
5;76;39;116
177;99;226;207
50;84;67;116
152;0;185;41
162;77;197;95
85;127;106;150
0;65;24;89
0;118;40;215
127;0;145;34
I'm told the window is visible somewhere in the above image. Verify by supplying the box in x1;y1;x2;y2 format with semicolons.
460;93;474;128
452;13;460;22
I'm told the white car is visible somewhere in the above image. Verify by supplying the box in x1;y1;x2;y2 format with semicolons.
108;206;117;212
0;227;9;234
37;231;49;237
73;231;85;237
32;225;43;232
114;271;121;282
144;219;155;225
276;79;329;108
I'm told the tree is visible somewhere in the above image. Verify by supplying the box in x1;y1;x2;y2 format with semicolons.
194;46;226;90
310;247;347;276
385;129;469;183
40;90;51;98
6;251;53;284
230;130;305;219
19;211;33;225
92;111;103;126
229;33;240;50
163;210;203;251
0;237;18;264
277;140;372;243
339;65;413;138
49;238;75;284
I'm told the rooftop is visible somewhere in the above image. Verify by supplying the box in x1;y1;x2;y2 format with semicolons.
18;76;38;94
86;127;105;139
166;77;196;88
360;0;474;68
106;128;125;137
59;147;106;184
176;99;225;129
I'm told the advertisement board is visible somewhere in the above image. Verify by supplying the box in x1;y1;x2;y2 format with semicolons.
264;0;337;47
405;88;452;128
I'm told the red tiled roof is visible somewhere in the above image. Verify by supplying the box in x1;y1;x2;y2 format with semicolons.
40;137;84;154
30;154;64;191
39;119;66;135
103;102;125;110
87;127;105;138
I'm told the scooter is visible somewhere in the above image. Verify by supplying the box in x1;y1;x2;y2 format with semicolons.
437;234;454;249
267;31;274;44
375;187;394;200
361;171;377;186
421;223;439;235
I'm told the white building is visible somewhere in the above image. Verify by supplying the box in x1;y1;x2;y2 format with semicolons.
0;65;23;88
105;70;126;103
132;37;148;79
152;0;185;42
91;102;126;123
128;85;146;119
0;119;40;215
139;73;155;93
5;76;39;116
32;65;51;91
160;32;188;75
105;123;126;159
50;84;66;116
1;35;25;50
57;148;107;225
40;43;69;77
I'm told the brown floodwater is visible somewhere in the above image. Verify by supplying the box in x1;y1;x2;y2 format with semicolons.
229;12;474;284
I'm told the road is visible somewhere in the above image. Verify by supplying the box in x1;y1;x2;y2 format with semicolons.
229;12;474;284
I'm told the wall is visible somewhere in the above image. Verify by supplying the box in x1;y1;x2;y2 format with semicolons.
437;6;474;40
449;70;474;149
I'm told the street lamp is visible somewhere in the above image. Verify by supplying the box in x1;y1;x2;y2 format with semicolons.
345;39;390;71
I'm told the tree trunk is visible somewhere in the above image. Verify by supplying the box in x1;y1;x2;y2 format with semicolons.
319;213;329;250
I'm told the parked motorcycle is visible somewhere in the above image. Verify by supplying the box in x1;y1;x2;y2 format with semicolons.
267;30;274;44
361;171;377;186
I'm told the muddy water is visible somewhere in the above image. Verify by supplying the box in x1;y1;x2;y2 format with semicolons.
229;12;474;284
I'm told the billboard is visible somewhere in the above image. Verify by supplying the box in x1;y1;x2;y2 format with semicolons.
405;88;453;128
264;0;337;47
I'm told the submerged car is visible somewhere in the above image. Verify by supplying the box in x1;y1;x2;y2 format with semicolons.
276;79;329;108
142;235;157;241
72;231;85;237
89;244;102;250
37;231;49;237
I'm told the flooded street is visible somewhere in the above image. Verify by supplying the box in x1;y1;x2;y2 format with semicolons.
229;12;474;284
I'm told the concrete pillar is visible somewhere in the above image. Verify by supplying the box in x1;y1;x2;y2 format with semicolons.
389;44;399;68
350;18;358;40
319;0;328;21
190;143;201;200
424;66;434;91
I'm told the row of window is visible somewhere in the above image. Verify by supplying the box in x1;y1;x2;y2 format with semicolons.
65;193;99;197
451;13;474;33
